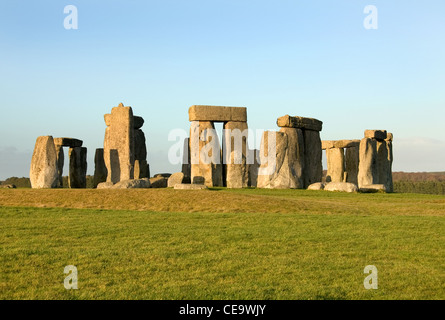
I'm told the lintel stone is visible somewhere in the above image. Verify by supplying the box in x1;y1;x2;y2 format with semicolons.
276;115;323;132
53;137;83;148
188;105;247;122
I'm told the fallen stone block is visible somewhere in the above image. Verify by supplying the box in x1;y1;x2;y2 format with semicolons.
174;184;208;190
150;176;168;188
168;172;185;187
359;184;387;193
112;178;151;189
307;182;325;190
97;181;114;189
324;182;358;193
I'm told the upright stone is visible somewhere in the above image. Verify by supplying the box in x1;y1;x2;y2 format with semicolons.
55;143;64;187
69;147;87;188
134;116;149;179
181;137;191;179
326;148;345;183
104;103;135;183
248;149;260;187
223;121;249;188
358;138;378;188
257;131;297;189
190;121;223;187
303;130;323;187
94;148;107;188
30;136;59;189
345;146;359;185
279;127;305;188
386;133;394;192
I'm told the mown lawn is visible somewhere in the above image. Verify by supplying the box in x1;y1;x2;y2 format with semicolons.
0;189;444;300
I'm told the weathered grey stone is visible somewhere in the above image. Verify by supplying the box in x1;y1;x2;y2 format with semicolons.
307;182;325;190
386;140;394;192
324;182;358;193
134;127;148;179
377;140;393;193
248;149;260;187
190;121;223;187
364;130;387;141
181;137;191;179
30;136;59;189
189;105;247;122
68;147;87;188
112;178;150;189
345;146;359;185
257;131;295;189
168;172;185;187
97;181;114;189
277;115;323;132
359;184;387;193
149;176;168;188
104;103;135;183
192;176;205;185
55;143;64;187
53;137;83;148
174;183;208;190
326;148;345;183
358;138;378;188
280;127;305;188
94;148;107;188
303;130;323;187
223;121;249;188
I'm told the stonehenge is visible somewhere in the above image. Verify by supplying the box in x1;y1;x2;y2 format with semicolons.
28;102;394;193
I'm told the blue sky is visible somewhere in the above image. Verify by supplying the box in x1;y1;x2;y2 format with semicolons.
0;0;444;179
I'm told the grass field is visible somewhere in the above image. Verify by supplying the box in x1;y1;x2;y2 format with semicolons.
1;188;444;300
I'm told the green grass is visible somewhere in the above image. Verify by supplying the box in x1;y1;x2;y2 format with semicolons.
1;190;444;299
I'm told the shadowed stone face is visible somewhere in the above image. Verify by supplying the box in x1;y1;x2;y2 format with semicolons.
68;147;87;188
303;129;323;187
94;148;107;188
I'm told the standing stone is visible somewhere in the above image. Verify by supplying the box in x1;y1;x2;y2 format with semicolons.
279;127;305;188
190;121;223;187
303;130;323;187
104;103;135;183
55;143;64;187
181;137;191;180
345;146;359;185
386;134;394;192
69;147;87;188
326;148;345;183
30;136;59;189
223;121;249;188
248;149;260;187
257;131;295;189
358;138;378;188
134;117;149;179
94;148;107;188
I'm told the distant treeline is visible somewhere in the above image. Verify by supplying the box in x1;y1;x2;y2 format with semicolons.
393;181;445;195
0;176;95;188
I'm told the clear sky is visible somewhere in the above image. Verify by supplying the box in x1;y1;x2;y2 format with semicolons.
0;0;444;180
